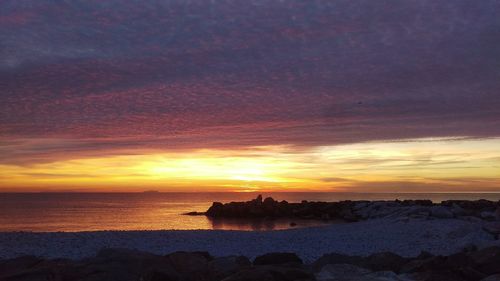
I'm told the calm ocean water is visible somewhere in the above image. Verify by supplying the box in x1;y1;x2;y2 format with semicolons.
1;192;499;232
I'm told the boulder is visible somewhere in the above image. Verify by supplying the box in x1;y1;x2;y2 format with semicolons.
451;204;467;217
0;266;64;281
339;208;359;222
461;243;478;253
416;251;433;259
263;197;278;215
363;252;408;272
407;208;430;220
209;256;251;280
222;265;315;281
312;253;364;271
315;264;371;280
429;206;454;219
353;201;370;210
461;216;483;223
483;222;500;238
401;200;433;206
141;268;181;281
206;202;224;217
400;256;447;273
459;266;488;281
86;247;183;281
470;246;500;275
73;249;172;281
482;274;500;281
408;270;468;281
254;253;302;266
481;211;498;221
165;251;214;281
0;258;73;281
315;264;411;281
0;256;44;278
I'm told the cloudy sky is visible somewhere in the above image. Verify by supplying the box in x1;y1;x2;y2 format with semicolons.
1;0;499;192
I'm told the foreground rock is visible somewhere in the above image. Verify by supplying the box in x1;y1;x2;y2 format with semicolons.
0;249;314;281
313;246;500;281
253;253;303;266
2;246;500;280
201;195;500;223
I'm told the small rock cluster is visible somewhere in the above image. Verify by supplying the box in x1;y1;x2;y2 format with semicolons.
1;246;500;281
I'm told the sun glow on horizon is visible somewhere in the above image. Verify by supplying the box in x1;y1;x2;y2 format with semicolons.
0;138;499;192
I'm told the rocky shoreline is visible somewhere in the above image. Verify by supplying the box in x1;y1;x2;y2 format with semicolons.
190;195;500;237
3;197;500;280
1;246;500;281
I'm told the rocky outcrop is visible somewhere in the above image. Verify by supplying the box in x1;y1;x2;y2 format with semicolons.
313;246;500;281
205;196;359;221
0;249;314;281
201;195;500;224
2;247;500;281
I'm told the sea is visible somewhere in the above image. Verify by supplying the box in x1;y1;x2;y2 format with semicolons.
1;192;499;232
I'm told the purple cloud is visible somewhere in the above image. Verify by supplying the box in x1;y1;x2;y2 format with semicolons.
1;0;500;163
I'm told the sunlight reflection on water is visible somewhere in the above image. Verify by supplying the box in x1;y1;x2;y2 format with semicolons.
1;192;499;232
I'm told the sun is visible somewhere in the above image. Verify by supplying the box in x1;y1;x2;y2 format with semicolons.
229;167;274;182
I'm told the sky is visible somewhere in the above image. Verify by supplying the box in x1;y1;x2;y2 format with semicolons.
1;0;499;192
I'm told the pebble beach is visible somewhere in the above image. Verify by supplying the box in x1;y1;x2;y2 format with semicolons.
1;217;498;262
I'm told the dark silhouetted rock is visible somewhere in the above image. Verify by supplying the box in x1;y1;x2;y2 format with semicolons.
363;252;408;272
443;252;470;268
142;268;181;281
410;270;468;281
0;258;73;281
470;246;500;275
254;253;302;266
222;265;315;281
0;256;43;278
400;256;447;273
209;256;251;280
6;248;500;281
459;266;488;281
481;211;498;221
430;206;454;219
183;211;206;216
484;222;500;239
482;274;500;281
201;196;500;223
165;251;214;281
416;251;434;259
206;202;224;217
312;253;364;272
72;248;172;281
315;264;371;280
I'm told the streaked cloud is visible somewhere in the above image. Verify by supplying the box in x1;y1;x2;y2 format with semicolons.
1;1;500;190
1;138;499;192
